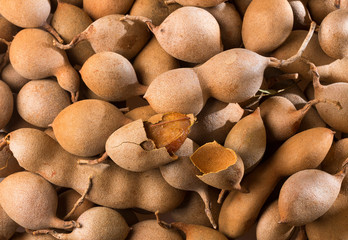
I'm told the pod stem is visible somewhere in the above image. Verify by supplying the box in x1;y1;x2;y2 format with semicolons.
32;230;69;240
335;0;341;8
197;189;217;229
269;21;316;68
71;91;79;103
78;152;108;165
53;26;91;50
303;59;324;92
64;175;93;220
120;15;157;33
217;189;227;204
42;22;64;43
164;0;176;5
335;158;348;178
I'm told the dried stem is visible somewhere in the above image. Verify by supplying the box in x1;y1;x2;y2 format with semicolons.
42;22;64;43
53;26;91;50
217;189;227;204
269;21;316;68
164;0;176;5
78;152;108;165
198;189;217;229
64;175;93;220
0;135;10;151
120;15;156;32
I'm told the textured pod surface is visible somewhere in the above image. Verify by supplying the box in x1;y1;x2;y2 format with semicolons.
319;9;348;59
172;0;225;7
133;37;180;86
83;0;135;19
52;99;130;157
1;63;29;93
80;52;146;101
51;1;95;65
205;2;242;50
242;0;293;54
256;201;295;240
196;48;270;103
219;127;334;238
0;0;50;28
171;222;228;240
130;0;181;26
0;80;13;129
81;14;150;59
308;0;343;24
278;169;344;226
106;119;175;172
152;6;222;63
189;100;244;145
144;68;208;115
62;207;130;240
0;204;18;240
17;80;71;128
9;28;80;98
314;82;348;133
0;171;66;230
128;220;183;240
8;128;185;212
224;108;266;172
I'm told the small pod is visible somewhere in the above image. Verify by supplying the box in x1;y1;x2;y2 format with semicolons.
52;99;131;157
9;29;80;101
45;207;130;240
256;200;295;240
224;108;266;172
1;63;29;93
80;52;147;101
308;0;342;24
278;164;348;226
0;204;18;240
127;220;183;240
191;141;244;192
0;171;79;230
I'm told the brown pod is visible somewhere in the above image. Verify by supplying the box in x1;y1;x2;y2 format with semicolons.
319;9;348;59
128;220;183;240
160;138;217;228
5;128;185;212
0;171;79;230
311;64;348;133
224;108;266;172
127;6;222;63
166;0;225;7
218;127;334;238
0;133;23;178
242;0;293;54
205;2;242;50
256;200;295;240
277;82;327;131
145;23;316;114
133;37;180;86
54;14;150;60
0;0;50;28
1;63;29;93
306;193;348;240
0;80;13;129
259;96;321;142
317;57;348;84
191;141;244;192
130;0;181;26
51;1;95;66
144;68;208;115
57;189;95;221
0;204;18;240
9;29;80;101
45;207;130;240
0;16;19;53
272;30;334;88
52;99;131;157
289;0;312;29
308;0;344;24
189;99;244;145
157;216;228;240
11;232;55;240
125;105;157;121
83;0;135;19
161;188;221;227
80;52;147;101
321;138;348;194
17;80;71;128
278;165;348;226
